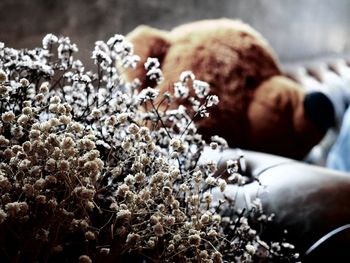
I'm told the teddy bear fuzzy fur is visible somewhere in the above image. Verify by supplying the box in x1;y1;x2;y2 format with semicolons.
125;18;325;159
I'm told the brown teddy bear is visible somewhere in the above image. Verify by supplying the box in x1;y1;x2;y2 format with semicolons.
125;18;335;159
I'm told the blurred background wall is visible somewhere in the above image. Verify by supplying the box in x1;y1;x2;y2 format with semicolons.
1;0;350;67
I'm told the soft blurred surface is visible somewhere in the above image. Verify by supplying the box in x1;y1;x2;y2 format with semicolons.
1;0;350;67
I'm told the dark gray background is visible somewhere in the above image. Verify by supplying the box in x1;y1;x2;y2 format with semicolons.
1;0;350;66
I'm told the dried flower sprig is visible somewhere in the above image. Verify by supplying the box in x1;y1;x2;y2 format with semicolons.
0;35;299;263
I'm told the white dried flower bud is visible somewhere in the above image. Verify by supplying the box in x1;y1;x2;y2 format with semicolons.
0;70;7;83
0;85;8;95
57;104;66;114
171;151;178;159
74;186;95;200
116;184;129;197
170;137;182;150
246;244;256;255
203;192;213;205
49;117;60;127
212;251;223;263
193;79;210;98
134;172;145;182
111;166;122;178
0;208;7;224
39;82;49;93
208;229;217;238
22;141;31;153
42;33;58;49
180;71;195;83
121;140;131;151
162;186;172;196
22;107;33;115
5;201;29;217
218;179;227;192
192;170;202;184
91;109;102;118
205;176;216;186
61;136;75;149
59;115;71;125
20;78;29;87
200;213;210;225
200;250;209;259
35;93;45;102
0;135;9;147
50;96;61;104
117;112;129;123
45;158;56;172
179;183;189;193
1;111;15;123
105;116;117;126
36;195;47;204
34;178;46;190
126;233;140;245
49;103;58;113
116;209;131;221
99;248;110;256
128;123;139;134
188;234;201;246
79;255;92;263
17;114;29;126
210;142;218;150
29;129;40;139
124;174;135;186
153;222;164;236
85;231;96;240
58;160;70;171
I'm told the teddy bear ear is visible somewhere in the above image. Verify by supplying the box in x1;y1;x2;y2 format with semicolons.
126;25;170;89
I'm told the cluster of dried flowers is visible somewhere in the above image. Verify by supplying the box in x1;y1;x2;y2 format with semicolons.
0;34;299;263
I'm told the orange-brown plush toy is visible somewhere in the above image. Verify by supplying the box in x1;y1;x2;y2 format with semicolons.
125;19;334;159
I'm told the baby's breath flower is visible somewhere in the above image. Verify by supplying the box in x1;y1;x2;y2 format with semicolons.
74;186;95;200
117;112;129;123
189;234;201;246
85;231;96;240
50;95;61;104
246;244;256;255
42;33;58;49
79;255;92;263
174;82;189;98
210;142;218;150
137;87;159;103
91;109;102;118
200;213;210;225
117;209;131;221
179;71;195;83
39;82;49;93
206;95;219;107
212;251;223;263
153;222;164;236
0;69;7;83
218;179;227;192
193;80;210;98
144;57;160;70
126;233;140;246
205;176;216;186
5;201;29;217
61;136;75;149
20;78;29;87
0;209;7;224
0;135;9;147
17;114;29;126
128;123;139;134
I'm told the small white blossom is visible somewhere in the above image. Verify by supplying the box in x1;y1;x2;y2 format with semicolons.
137;87;159;103
193;80;210;98
42;33;58;49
